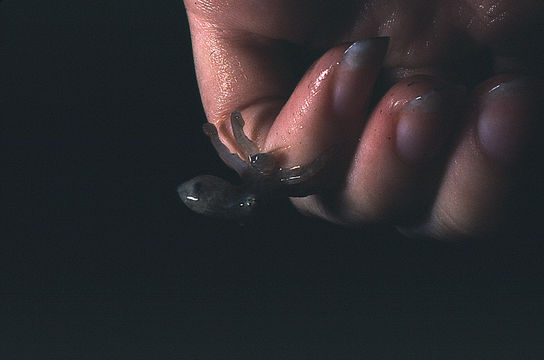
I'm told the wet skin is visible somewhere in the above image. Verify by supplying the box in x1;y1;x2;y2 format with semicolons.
178;111;334;219
181;0;544;239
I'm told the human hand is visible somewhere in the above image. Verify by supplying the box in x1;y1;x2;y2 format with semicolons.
183;0;542;240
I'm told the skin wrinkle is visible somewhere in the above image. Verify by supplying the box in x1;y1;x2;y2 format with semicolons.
190;25;290;152
190;0;542;123
210;44;237;106
190;0;335;42
189;20;234;121
184;0;541;237
206;37;253;117
191;27;247;151
201;39;303;142
190;0;223;17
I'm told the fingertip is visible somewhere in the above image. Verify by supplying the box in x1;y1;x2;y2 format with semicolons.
333;37;389;120
340;37;390;70
476;76;537;167
395;86;463;163
407;75;541;240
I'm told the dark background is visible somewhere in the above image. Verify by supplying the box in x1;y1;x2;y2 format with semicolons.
2;1;543;358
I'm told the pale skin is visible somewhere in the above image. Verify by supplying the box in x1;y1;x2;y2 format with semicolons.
183;0;542;240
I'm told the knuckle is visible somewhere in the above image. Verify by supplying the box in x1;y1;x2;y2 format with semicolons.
426;202;492;241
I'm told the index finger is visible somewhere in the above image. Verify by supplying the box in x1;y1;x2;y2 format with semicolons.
184;1;388;169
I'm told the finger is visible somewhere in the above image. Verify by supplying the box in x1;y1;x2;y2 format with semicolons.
263;38;389;167
185;5;293;151
402;75;540;239
184;0;332;153
185;1;390;164
293;76;466;225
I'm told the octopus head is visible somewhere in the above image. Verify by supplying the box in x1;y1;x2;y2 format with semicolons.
178;175;258;219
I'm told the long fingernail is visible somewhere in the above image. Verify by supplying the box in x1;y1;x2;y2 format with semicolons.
396;87;458;163
333;37;390;119
341;37;390;70
477;77;535;166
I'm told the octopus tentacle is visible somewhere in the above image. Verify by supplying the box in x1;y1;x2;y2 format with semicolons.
202;122;248;176
278;145;337;185
231;110;278;174
230;110;259;159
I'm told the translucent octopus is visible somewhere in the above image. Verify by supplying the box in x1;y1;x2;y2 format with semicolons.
178;111;334;219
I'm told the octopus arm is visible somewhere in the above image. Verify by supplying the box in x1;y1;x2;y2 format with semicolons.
202;122;249;176
278;145;337;185
230;110;259;158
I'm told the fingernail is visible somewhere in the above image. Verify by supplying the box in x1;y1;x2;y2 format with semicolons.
333;37;390;119
341;37;390;70
396;87;455;163
477;77;535;166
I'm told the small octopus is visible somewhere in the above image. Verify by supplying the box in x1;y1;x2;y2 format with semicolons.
178;111;334;219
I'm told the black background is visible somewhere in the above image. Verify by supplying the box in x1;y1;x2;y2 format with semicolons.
2;1;544;358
